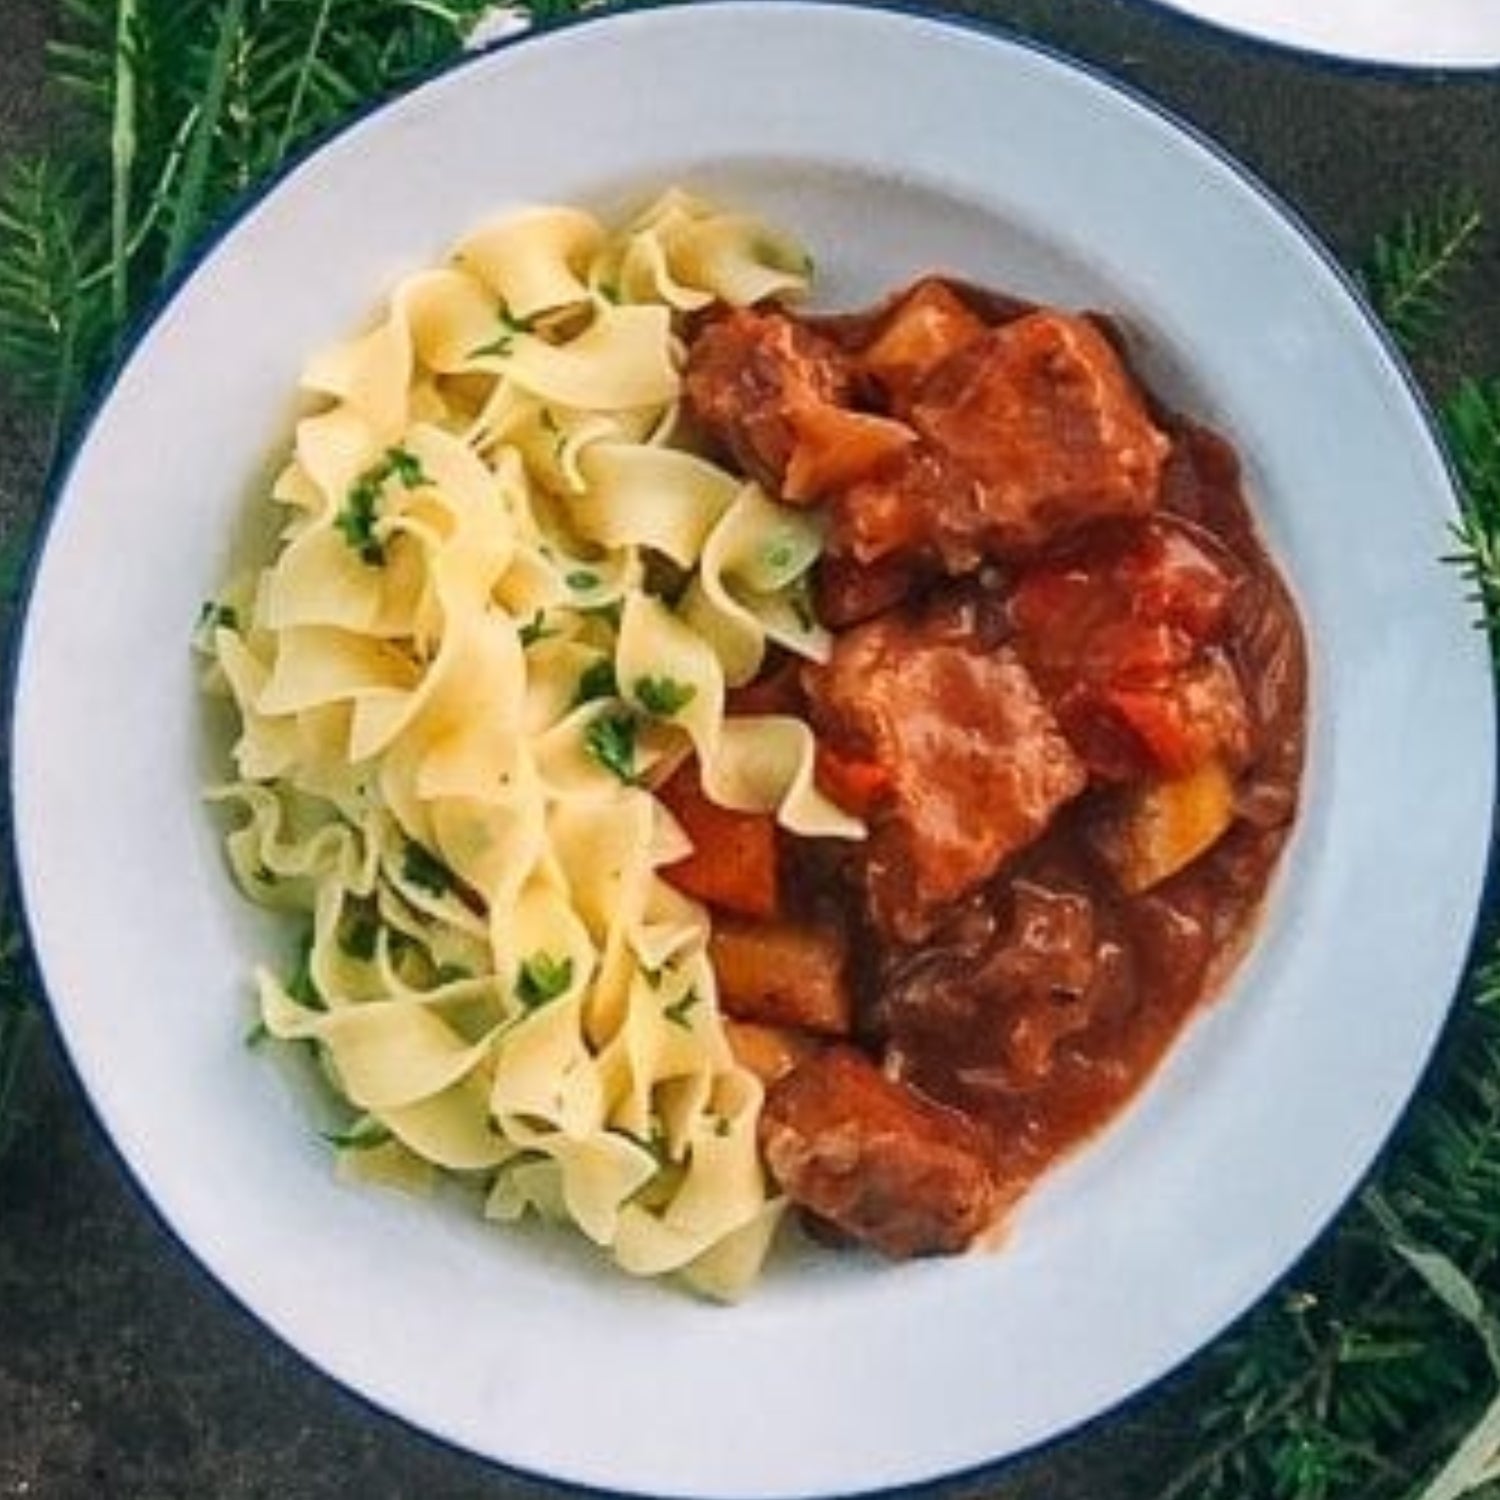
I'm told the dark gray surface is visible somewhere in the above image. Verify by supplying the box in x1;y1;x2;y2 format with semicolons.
2;2;1498;1496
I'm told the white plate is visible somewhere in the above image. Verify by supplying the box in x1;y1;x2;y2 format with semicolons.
1143;0;1500;69
10;5;1493;1496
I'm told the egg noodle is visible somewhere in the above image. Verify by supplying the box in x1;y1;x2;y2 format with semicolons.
201;192;863;1299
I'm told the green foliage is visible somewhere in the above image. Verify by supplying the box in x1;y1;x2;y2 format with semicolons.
1360;189;1485;356
0;156;112;451
1444;380;1500;632
0;0;515;459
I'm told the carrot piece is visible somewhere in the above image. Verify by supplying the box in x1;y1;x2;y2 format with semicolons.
657;763;779;918
814;742;893;818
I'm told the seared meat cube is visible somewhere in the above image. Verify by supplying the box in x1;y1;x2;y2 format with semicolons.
813;551;925;629
1009;520;1251;780
881;883;1112;1095
826;446;969;567
710;917;852;1035
759;1047;1000;1257
908;310;1170;555
856;277;991;414
684;308;909;501
806;611;1088;942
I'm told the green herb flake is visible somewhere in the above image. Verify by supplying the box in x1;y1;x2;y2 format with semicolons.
243;1018;271;1049
197;600;239;633
517;952;574;1010
518;610;556;648
434;962;473;986
633;674;696;720
574;656;619;707
322;1118;393;1152
585;713;641;785
385;445;428;489
468;308;534;360
663;989;703;1030
286;936;326;1012
762;540;796;574
339;914;380;963
334;447;429;566
566;568;601;592
401;841;455;898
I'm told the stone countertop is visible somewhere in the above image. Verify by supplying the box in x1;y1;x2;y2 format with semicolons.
1;2;1497;1497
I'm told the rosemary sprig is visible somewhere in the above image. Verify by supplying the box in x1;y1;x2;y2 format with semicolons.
1443;379;1500;633
108;0;139;328
1360;189;1485;356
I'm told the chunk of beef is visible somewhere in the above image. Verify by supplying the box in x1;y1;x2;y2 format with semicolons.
759;1047;1000;1257
683;308;908;501
908;311;1170;555
1009;520;1251;780
684;308;849;493
881;882;1115;1095
805;609;1088;943
813;551;926;629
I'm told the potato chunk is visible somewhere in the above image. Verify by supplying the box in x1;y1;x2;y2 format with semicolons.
1091;758;1237;894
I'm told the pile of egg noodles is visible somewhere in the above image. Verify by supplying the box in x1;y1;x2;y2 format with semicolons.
202;192;862;1299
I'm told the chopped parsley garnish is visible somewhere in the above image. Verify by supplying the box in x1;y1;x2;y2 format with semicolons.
322;1118;393;1152
401;840;455;897
516;952;574;1010
335;446;430;566
597;282;622;305
468;308;533;360
566;568;601;592
384;446;426;487
518;610;556;648
197;600;239;632
574;656;619;707
339;912;380;962
243;1018;270;1049
585;713;641;785
286;935;326;1012
632;674;695;719
663;989;703;1030
434;962;473;986
762;540;796;574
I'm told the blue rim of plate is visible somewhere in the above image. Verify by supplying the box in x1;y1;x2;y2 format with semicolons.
1123;0;1500;76
4;2;1495;1495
